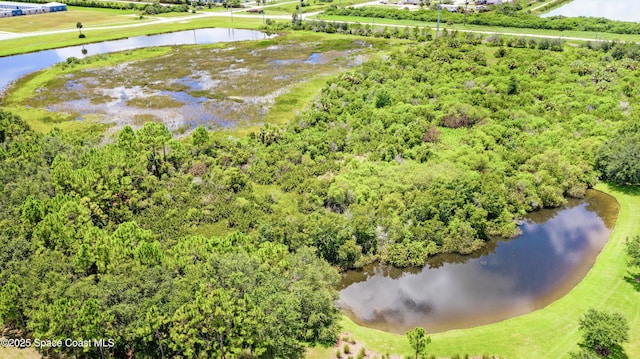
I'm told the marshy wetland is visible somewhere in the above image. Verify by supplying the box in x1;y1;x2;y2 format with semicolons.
2;35;375;133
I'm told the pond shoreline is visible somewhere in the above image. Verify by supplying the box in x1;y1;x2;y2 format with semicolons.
335;183;640;358
338;189;620;334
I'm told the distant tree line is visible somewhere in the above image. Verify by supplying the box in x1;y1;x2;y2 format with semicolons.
265;20;566;51
324;6;640;35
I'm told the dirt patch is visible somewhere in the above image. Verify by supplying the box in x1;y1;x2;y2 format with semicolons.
334;332;403;359
333;332;506;359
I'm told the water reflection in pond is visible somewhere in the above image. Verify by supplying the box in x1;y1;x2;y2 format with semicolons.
338;190;618;334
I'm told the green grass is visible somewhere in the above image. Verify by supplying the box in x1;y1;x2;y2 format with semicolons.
305;345;336;359
6;4;640;59
265;0;373;13
0;347;40;359
65;5;140;15
264;74;332;123
319;183;640;359
0;16;265;57
0;8;142;33
527;0;575;15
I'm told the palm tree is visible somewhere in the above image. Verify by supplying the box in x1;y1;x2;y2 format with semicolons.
76;22;83;35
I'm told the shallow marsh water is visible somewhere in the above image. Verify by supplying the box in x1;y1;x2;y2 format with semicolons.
7;38;371;133
0;28;273;92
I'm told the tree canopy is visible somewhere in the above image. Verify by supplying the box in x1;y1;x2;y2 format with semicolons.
577;309;629;356
406;327;431;359
2;29;640;356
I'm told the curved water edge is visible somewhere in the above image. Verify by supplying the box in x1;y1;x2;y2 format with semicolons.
0;28;274;93
338;189;619;334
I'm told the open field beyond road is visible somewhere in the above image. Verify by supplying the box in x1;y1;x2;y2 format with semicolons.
0;7;141;33
0;16;265;57
5;5;640;57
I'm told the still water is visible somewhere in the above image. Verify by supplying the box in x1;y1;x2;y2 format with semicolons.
0;28;271;92
542;0;640;22
338;190;619;334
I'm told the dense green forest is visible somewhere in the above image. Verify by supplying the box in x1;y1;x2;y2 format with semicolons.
2;32;640;357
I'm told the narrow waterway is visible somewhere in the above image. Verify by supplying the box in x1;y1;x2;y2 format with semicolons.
338;190;619;334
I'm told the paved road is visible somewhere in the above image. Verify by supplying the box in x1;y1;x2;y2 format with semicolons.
0;4;617;44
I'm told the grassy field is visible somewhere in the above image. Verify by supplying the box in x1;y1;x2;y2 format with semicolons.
308;183;640;359
4;5;640;58
267;0;375;14
0;7;142;33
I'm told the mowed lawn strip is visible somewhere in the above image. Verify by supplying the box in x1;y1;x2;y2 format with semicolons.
0;16;265;57
334;183;640;359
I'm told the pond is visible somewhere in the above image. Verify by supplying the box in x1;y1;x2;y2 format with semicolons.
0;28;272;92
338;190;619;334
542;0;640;23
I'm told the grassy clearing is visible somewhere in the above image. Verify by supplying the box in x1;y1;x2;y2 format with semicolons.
0;8;141;33
0;105;109;134
265;0;373;13
263;74;333;124
305;345;336;359
0;347;40;359
5;5;640;58
320;183;640;359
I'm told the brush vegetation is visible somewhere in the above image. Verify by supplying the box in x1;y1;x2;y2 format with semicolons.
1;31;640;358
